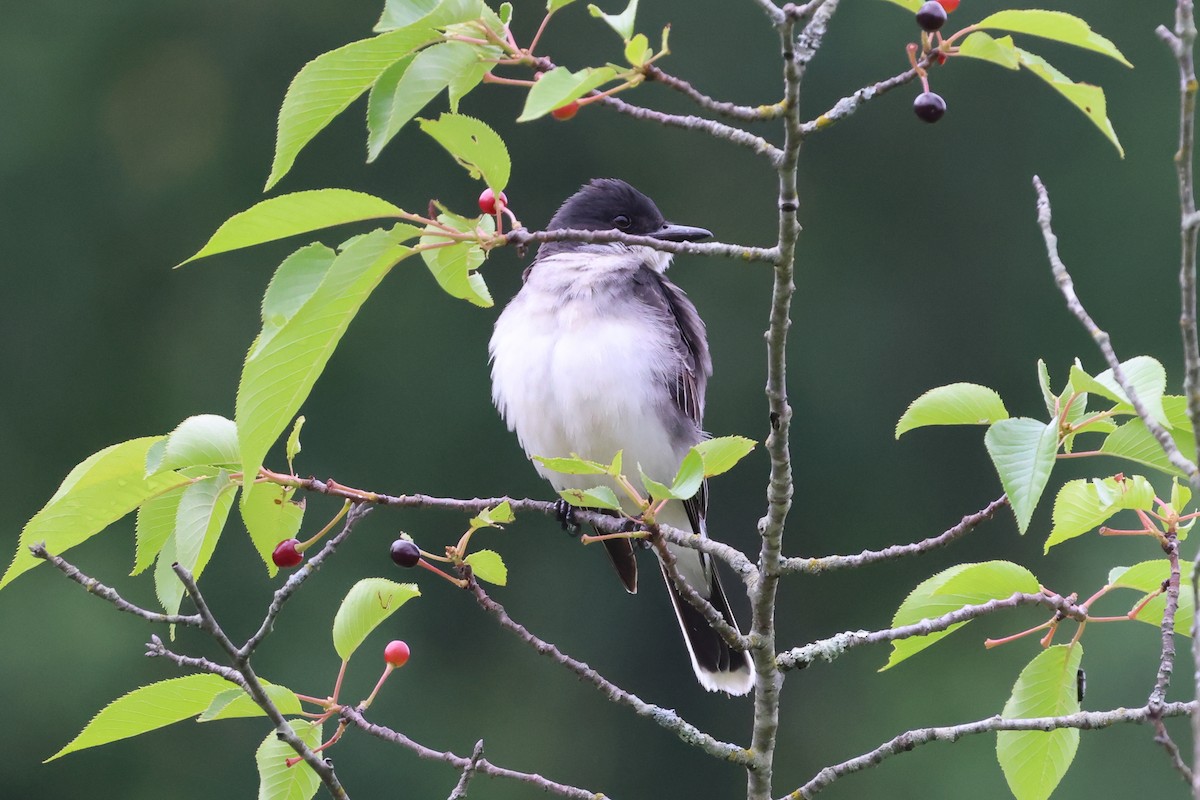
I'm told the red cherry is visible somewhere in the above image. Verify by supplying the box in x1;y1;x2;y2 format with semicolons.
934;52;948;65
478;188;507;215
384;640;411;668
551;101;580;121
271;538;303;569
935;0;959;11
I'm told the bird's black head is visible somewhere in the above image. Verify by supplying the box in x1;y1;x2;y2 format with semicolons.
537;178;711;259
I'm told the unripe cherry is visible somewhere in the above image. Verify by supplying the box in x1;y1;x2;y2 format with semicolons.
384;640;411;668
551;101;580;121
478;187;507;215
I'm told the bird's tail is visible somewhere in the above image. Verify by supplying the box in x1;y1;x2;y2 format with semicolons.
659;553;754;695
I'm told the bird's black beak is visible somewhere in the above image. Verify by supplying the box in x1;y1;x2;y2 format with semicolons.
650;222;712;242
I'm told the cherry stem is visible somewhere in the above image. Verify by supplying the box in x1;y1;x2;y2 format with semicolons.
482;73;537;87
296;500;352;553
1056;449;1104;459
359;664;395;711
580;530;650;545
1099;526;1155;536
417;558;469;588
984;619;1054;649
294;692;331;707
528;12;552;55
1070;409;1116;431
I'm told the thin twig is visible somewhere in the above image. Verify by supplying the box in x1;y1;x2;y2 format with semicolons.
776;591;1089;671
504;227;779;263
1033;175;1198;479
29;543;201;628
447;740;485;800
780;496;1007;574
598;96;784;164
781;702;1197;799
467;579;751;765
645;65;784;121
798;64;925;137
339;707;605;799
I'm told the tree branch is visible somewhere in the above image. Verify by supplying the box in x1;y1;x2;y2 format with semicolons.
650;529;750;651
598;95;784;164
467;579;751;766
776;591;1089;671
780;496;1007;574
645;66;784;121
782;702;1197;799
339;707;605;799
29;543;202;628
504;226;778;263
798;64;925;137
1033;175;1198;479
447;740;485;800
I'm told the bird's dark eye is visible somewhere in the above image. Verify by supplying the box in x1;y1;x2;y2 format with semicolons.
613;214;631;229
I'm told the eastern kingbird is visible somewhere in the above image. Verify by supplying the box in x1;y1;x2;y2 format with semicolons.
489;178;754;695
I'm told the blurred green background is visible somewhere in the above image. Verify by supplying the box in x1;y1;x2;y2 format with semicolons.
1;1;1193;797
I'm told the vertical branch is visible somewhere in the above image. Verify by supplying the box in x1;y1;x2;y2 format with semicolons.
747;3;839;799
1158;2;1200;793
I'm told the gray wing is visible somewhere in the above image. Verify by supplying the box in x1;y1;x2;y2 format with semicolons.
630;265;712;534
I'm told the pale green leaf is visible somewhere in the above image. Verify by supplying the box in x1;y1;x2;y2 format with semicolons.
448;45;502;111
377;0;490;32
366;41;482;161
499;3;513;24
47;674;232;761
332;578;421;661
1172;479;1192;514
237;229;413;493
1070;357;1168;427
533;454;611;475
286;416;305;465
2;437;186;590
133;485;186;575
256;720;323;800
155;471;237;617
896;383;1009;438
977;10;1131;67
1100;418;1195;476
559;486;622;511
418;113;511;191
669;449;705;500
548;0;577;12
692;436;756;477
875;0;921;10
1036;360;1056;418
146;414;240;476
997;645;1083;800
241;483;305;577
882;561;1040;670
465;549;508;585
1111;560;1193;636
266;25;442;189
639;467;676;502
1016;48;1123;158
518;66;618;122
984;418;1059;533
197;684;302;722
957;32;1020;70
587;0;637;39
624;33;651;67
1045;475;1155;552
179;190;407;265
420;238;492;307
470;501;514;529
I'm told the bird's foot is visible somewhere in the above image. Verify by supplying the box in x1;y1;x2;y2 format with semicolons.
553;498;581;536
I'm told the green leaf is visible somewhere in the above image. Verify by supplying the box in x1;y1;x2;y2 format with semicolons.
882;561;1040;670
470;501;515;529
896;383;1009;438
1111;560;1193;636
155;471;237;618
1070;357;1168;427
548;0;577;12
957;32;1020;70
377;0;439;31
237;230;414;495
534;454;611;475
133;485;186;575
419;213;493;307
1015;48;1123;158
2;437;186;590
47;674;232;761
1172;478;1192;514
286;416;305;466
692;436;756;477
146;414;240;476
559;486;623;511
179;190;407;265
624;33;651;67
984;418;1059;533
332;578;421;661
670;449;705;499
518;65;618;122
587;0;637;39
366;41;483;162
197;683;302;722
1100;418;1196;476
465;549;508;585
256;719;323;800
418;113;511;191
1045;475;1155;552
977;10;1131;67
639;467;675;502
875;0;921;11
997;644;1083;800
241;483;305;577
499;3;513;23
266;24;444;189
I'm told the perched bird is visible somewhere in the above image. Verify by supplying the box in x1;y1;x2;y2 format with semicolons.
489;178;754;694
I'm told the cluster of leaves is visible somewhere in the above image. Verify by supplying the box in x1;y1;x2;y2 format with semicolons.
890;356;1195;799
46;578;418;799
881;3;1131;154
